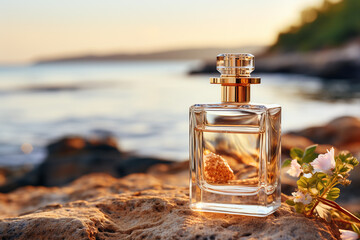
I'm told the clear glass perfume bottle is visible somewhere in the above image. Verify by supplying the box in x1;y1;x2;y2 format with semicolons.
189;53;281;216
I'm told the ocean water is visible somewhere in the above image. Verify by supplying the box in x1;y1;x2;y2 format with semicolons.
0;61;360;166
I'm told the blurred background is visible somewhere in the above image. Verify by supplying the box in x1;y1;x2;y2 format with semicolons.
1;0;360;199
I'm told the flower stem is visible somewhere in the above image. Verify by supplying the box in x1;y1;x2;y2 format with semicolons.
317;196;360;224
307;176;338;216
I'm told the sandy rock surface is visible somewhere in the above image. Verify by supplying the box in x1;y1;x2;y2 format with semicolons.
0;172;340;240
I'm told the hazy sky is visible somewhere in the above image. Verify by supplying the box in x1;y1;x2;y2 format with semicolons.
1;0;325;64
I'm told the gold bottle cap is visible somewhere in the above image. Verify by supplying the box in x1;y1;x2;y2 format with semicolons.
210;53;260;103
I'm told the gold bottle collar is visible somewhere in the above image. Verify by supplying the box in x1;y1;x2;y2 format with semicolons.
210;77;261;85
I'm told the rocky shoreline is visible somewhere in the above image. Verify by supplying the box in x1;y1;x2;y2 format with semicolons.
0;135;173;193
0;116;359;239
190;39;360;80
1;116;360;199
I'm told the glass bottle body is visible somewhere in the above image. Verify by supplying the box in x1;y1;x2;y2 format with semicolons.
189;103;281;216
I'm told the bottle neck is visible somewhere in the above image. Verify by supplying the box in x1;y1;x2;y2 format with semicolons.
221;85;250;103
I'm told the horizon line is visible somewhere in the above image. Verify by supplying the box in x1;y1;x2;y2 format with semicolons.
0;45;268;66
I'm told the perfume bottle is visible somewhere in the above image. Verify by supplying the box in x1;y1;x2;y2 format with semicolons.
189;53;281;216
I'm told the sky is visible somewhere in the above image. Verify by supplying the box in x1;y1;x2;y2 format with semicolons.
1;0;325;64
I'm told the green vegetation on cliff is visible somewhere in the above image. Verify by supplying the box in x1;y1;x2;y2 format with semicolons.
271;0;360;52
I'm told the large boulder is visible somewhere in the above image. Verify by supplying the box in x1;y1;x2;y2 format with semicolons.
0;172;340;240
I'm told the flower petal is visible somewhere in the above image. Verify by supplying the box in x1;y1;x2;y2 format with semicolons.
310;148;335;175
340;229;359;240
292;191;312;205
287;159;303;177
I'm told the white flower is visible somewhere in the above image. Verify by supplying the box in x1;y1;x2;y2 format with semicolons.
310;147;335;175
287;159;303;177
292;191;312;205
340;229;359;240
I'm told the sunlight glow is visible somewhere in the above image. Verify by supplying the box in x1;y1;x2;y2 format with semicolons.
21;143;33;154
0;0;324;64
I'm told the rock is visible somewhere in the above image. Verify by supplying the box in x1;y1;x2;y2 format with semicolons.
38;134;172;186
0;136;173;192
0;172;340;240
38;135;124;186
0;166;36;192
256;39;360;80
288;116;360;157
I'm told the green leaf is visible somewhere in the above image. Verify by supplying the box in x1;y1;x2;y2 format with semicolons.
339;165;350;173
307;175;317;186
282;159;292;168
295;202;304;213
304;203;313;212
335;158;343;169
337;152;350;163
316;181;325;191
297;176;309;189
336;152;358;175
304;145;317;156
286;199;295;206
349;156;359;167
326;187;340;201
337;152;359;167
290;148;304;160
302;145;319;163
328;187;340;194
316;172;327;179
303;153;318;163
336;158;351;174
